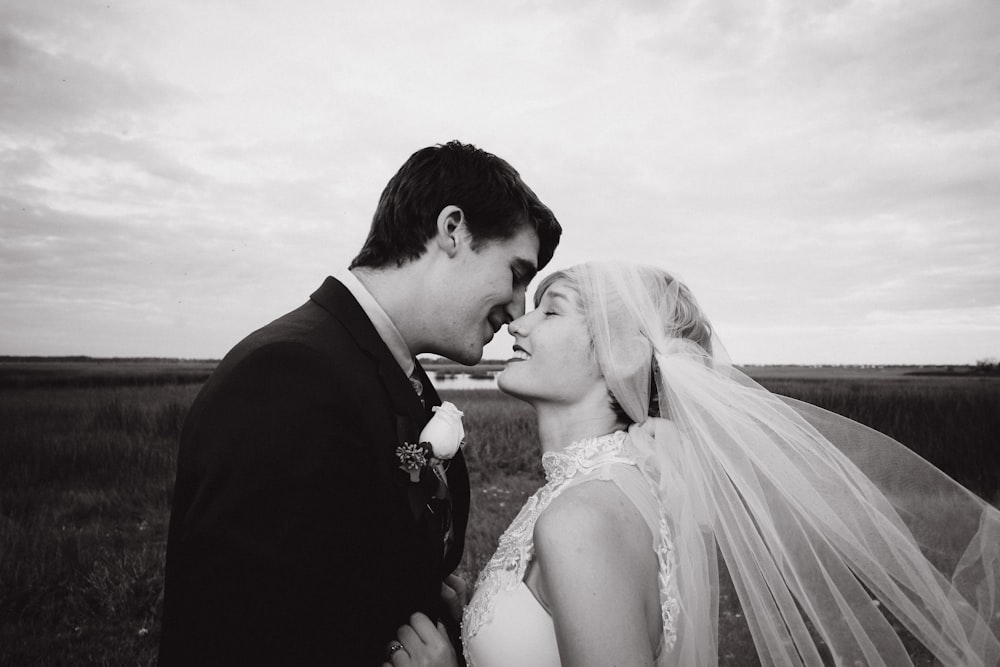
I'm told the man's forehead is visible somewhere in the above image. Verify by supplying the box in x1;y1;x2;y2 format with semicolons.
509;226;541;269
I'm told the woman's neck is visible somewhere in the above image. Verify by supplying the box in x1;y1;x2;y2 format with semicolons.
533;400;623;455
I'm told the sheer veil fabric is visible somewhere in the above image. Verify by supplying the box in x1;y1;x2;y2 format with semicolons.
572;262;999;666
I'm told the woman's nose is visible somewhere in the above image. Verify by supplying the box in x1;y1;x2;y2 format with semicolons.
507;313;529;337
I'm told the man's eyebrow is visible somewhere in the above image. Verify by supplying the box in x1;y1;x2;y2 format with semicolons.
513;258;537;282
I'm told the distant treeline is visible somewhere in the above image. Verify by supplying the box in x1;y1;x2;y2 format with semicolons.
3;357;993;390
907;361;1000;377
0;359;218;390
0;356;220;363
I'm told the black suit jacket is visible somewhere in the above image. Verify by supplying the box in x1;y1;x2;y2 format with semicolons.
159;277;470;666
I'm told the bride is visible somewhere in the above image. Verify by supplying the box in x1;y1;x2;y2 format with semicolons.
386;262;1000;667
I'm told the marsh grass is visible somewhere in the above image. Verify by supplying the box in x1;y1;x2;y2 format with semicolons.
755;376;1000;499
0;365;996;665
1;384;198;666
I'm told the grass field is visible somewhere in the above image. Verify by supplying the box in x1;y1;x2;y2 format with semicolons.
1;360;997;665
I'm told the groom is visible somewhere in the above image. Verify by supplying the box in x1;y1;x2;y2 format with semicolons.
158;141;561;665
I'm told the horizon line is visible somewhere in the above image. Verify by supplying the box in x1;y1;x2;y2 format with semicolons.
0;355;991;369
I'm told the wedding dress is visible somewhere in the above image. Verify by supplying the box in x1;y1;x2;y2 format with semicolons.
462;431;680;667
462;262;999;666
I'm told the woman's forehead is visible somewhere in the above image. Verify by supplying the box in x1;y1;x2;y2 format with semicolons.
535;277;580;304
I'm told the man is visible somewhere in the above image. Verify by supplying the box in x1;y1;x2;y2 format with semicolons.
158;141;561;665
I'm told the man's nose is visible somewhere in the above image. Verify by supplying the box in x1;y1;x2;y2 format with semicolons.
506;289;527;321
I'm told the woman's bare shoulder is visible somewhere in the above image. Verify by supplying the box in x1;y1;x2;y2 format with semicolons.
534;479;652;566
530;478;661;663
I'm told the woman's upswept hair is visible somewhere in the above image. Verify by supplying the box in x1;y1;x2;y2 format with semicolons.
534;264;712;425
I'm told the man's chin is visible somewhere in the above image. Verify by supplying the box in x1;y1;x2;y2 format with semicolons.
441;344;483;366
459;349;485;366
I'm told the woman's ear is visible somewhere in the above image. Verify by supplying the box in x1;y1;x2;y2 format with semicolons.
434;205;465;257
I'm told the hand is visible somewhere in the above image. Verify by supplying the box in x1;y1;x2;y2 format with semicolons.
440;573;468;624
383;613;458;667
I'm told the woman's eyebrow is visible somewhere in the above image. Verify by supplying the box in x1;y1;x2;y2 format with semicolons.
541;289;573;305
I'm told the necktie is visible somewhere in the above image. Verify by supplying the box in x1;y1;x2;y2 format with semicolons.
409;364;452;556
409;368;425;407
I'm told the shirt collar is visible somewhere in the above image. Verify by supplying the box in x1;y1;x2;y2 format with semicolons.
336;269;415;377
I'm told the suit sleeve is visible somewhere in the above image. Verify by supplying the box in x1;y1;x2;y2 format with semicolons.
163;341;399;665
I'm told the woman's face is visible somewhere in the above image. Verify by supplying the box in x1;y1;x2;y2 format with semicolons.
497;278;605;405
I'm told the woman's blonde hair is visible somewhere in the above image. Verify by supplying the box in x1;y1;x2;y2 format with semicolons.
534;264;712;425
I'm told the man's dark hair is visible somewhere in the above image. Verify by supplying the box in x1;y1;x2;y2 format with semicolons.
349;141;561;270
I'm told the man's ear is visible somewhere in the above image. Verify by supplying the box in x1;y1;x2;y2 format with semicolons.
434;205;466;258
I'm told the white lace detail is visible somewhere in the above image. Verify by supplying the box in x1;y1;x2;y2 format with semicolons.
462;431;679;662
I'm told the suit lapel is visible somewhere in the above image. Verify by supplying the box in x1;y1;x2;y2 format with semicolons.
309;277;439;513
311;277;458;572
310;277;425;428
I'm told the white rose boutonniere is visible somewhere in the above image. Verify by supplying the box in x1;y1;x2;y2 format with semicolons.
396;401;466;482
421;402;465;458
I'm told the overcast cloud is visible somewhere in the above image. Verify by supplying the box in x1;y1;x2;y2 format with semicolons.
2;0;998;364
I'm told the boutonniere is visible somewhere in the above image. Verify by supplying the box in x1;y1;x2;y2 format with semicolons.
396;402;466;482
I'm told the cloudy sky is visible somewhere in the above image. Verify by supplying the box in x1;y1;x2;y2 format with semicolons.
2;0;998;365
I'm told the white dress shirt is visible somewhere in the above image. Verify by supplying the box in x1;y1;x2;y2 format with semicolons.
335;269;415;378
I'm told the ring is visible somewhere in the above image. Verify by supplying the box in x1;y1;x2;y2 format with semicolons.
387;640;406;658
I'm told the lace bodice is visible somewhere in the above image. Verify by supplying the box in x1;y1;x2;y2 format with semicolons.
462;431;679;664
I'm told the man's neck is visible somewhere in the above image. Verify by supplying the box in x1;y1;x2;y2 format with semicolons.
351;265;429;355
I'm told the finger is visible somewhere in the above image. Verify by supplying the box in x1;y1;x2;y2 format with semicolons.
441;580;459;604
436;620;450;639
445;573;468;597
385;639;410;666
408;612;445;644
440;586;462;623
397;623;422;647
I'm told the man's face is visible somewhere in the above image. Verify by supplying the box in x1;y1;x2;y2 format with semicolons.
434;226;541;365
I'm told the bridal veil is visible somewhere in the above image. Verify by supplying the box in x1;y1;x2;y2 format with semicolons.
559;261;999;666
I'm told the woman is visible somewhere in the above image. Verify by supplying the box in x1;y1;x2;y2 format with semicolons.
388;262;1000;667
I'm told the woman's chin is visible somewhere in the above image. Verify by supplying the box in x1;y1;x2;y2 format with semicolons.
497;370;531;402
496;371;515;395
